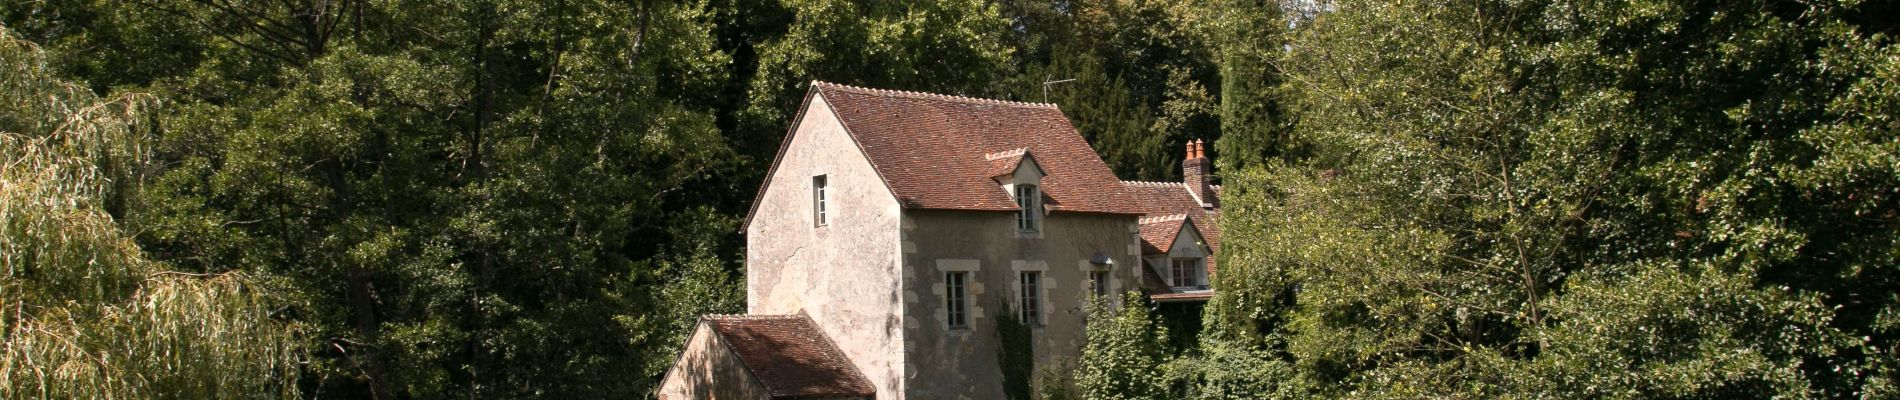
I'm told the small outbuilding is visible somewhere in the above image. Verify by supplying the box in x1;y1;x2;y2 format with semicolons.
657;314;874;399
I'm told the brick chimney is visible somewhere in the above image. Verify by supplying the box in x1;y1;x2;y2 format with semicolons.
1183;139;1211;206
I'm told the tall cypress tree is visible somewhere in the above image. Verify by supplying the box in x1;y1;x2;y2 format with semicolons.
1212;0;1293;172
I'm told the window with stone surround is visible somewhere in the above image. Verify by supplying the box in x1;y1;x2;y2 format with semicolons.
1090;270;1109;298
1019;271;1042;326
946;272;968;329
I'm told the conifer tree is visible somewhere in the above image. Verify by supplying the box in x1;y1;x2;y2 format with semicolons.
1213;0;1294;172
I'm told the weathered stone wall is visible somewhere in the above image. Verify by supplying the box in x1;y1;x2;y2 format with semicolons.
900;210;1142;398
657;323;773;400
745;95;907;397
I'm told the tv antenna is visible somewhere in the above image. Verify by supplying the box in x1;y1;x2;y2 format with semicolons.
1041;76;1076;103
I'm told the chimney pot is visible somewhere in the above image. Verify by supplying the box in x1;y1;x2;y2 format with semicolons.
1183;139;1212;207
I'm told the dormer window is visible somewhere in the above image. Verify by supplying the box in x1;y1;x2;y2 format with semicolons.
1170;257;1204;289
989;148;1045;234
1016;184;1040;232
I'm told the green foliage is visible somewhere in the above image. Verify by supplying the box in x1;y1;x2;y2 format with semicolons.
1202;167;1297;346
1002;0;1285;182
997;300;1036;400
1205;0;1900;397
646;226;746;377
1001;0;1225;181
1037;357;1081;400
1524;262;1856;397
0;26;302;399
1212;0;1294;171
1031;48;1167;180
1172;335;1302;399
8;0;747;397
740;0;1015;159
1077;292;1172;400
12;0;1897;398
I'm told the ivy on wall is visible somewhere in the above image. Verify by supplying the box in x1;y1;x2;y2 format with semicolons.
995;300;1035;400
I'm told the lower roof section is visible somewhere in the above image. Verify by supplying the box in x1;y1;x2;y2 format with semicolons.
703;314;876;398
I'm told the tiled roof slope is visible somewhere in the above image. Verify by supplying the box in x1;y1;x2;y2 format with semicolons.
1125;181;1223;276
984;148;1028;178
1137;214;1189;254
812;81;1143;214
705;314;875;398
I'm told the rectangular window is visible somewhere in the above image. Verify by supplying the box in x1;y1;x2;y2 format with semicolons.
1019;271;1041;325
946;272;968;329
1015;184;1039;232
1090;270;1109;298
1171;258;1201;288
813;175;828;227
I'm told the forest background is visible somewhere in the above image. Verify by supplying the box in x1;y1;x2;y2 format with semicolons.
1;0;1895;398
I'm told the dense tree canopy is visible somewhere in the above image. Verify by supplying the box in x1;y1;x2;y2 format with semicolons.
4;0;1258;397
6;0;1895;398
1201;0;1900;398
7;0;746;397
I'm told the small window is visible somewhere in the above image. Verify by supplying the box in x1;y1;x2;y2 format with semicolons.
1090;270;1109;298
1019;271;1042;326
1171;258;1202;288
813;175;828;227
946;272;968;329
1016;184;1040;232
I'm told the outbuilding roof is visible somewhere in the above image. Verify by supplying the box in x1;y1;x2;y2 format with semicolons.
704;314;875;398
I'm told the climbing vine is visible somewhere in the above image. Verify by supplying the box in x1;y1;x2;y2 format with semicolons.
995;299;1035;400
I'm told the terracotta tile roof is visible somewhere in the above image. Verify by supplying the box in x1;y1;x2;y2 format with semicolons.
1123;181;1222;278
984;148;1029;178
704;314;874;398
811;81;1144;214
1127;180;1222;298
1137;214;1189;254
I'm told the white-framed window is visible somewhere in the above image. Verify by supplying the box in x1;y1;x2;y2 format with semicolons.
1016;184;1040;232
813;175;828;227
1170;258;1202;288
946;272;969;329
1090;270;1109;298
1019;271;1042;326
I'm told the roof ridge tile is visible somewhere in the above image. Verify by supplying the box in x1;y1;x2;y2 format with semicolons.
814;80;1059;109
1139;213;1190;224
1122;180;1185;187
704;314;801;320
984;147;1029;161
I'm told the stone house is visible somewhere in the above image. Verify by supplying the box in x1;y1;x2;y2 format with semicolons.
659;82;1222;399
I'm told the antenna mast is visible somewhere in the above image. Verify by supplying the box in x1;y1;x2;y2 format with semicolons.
1041;76;1076;103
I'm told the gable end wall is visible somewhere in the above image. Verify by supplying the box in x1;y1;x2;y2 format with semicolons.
657;323;773;400
745;94;906;398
